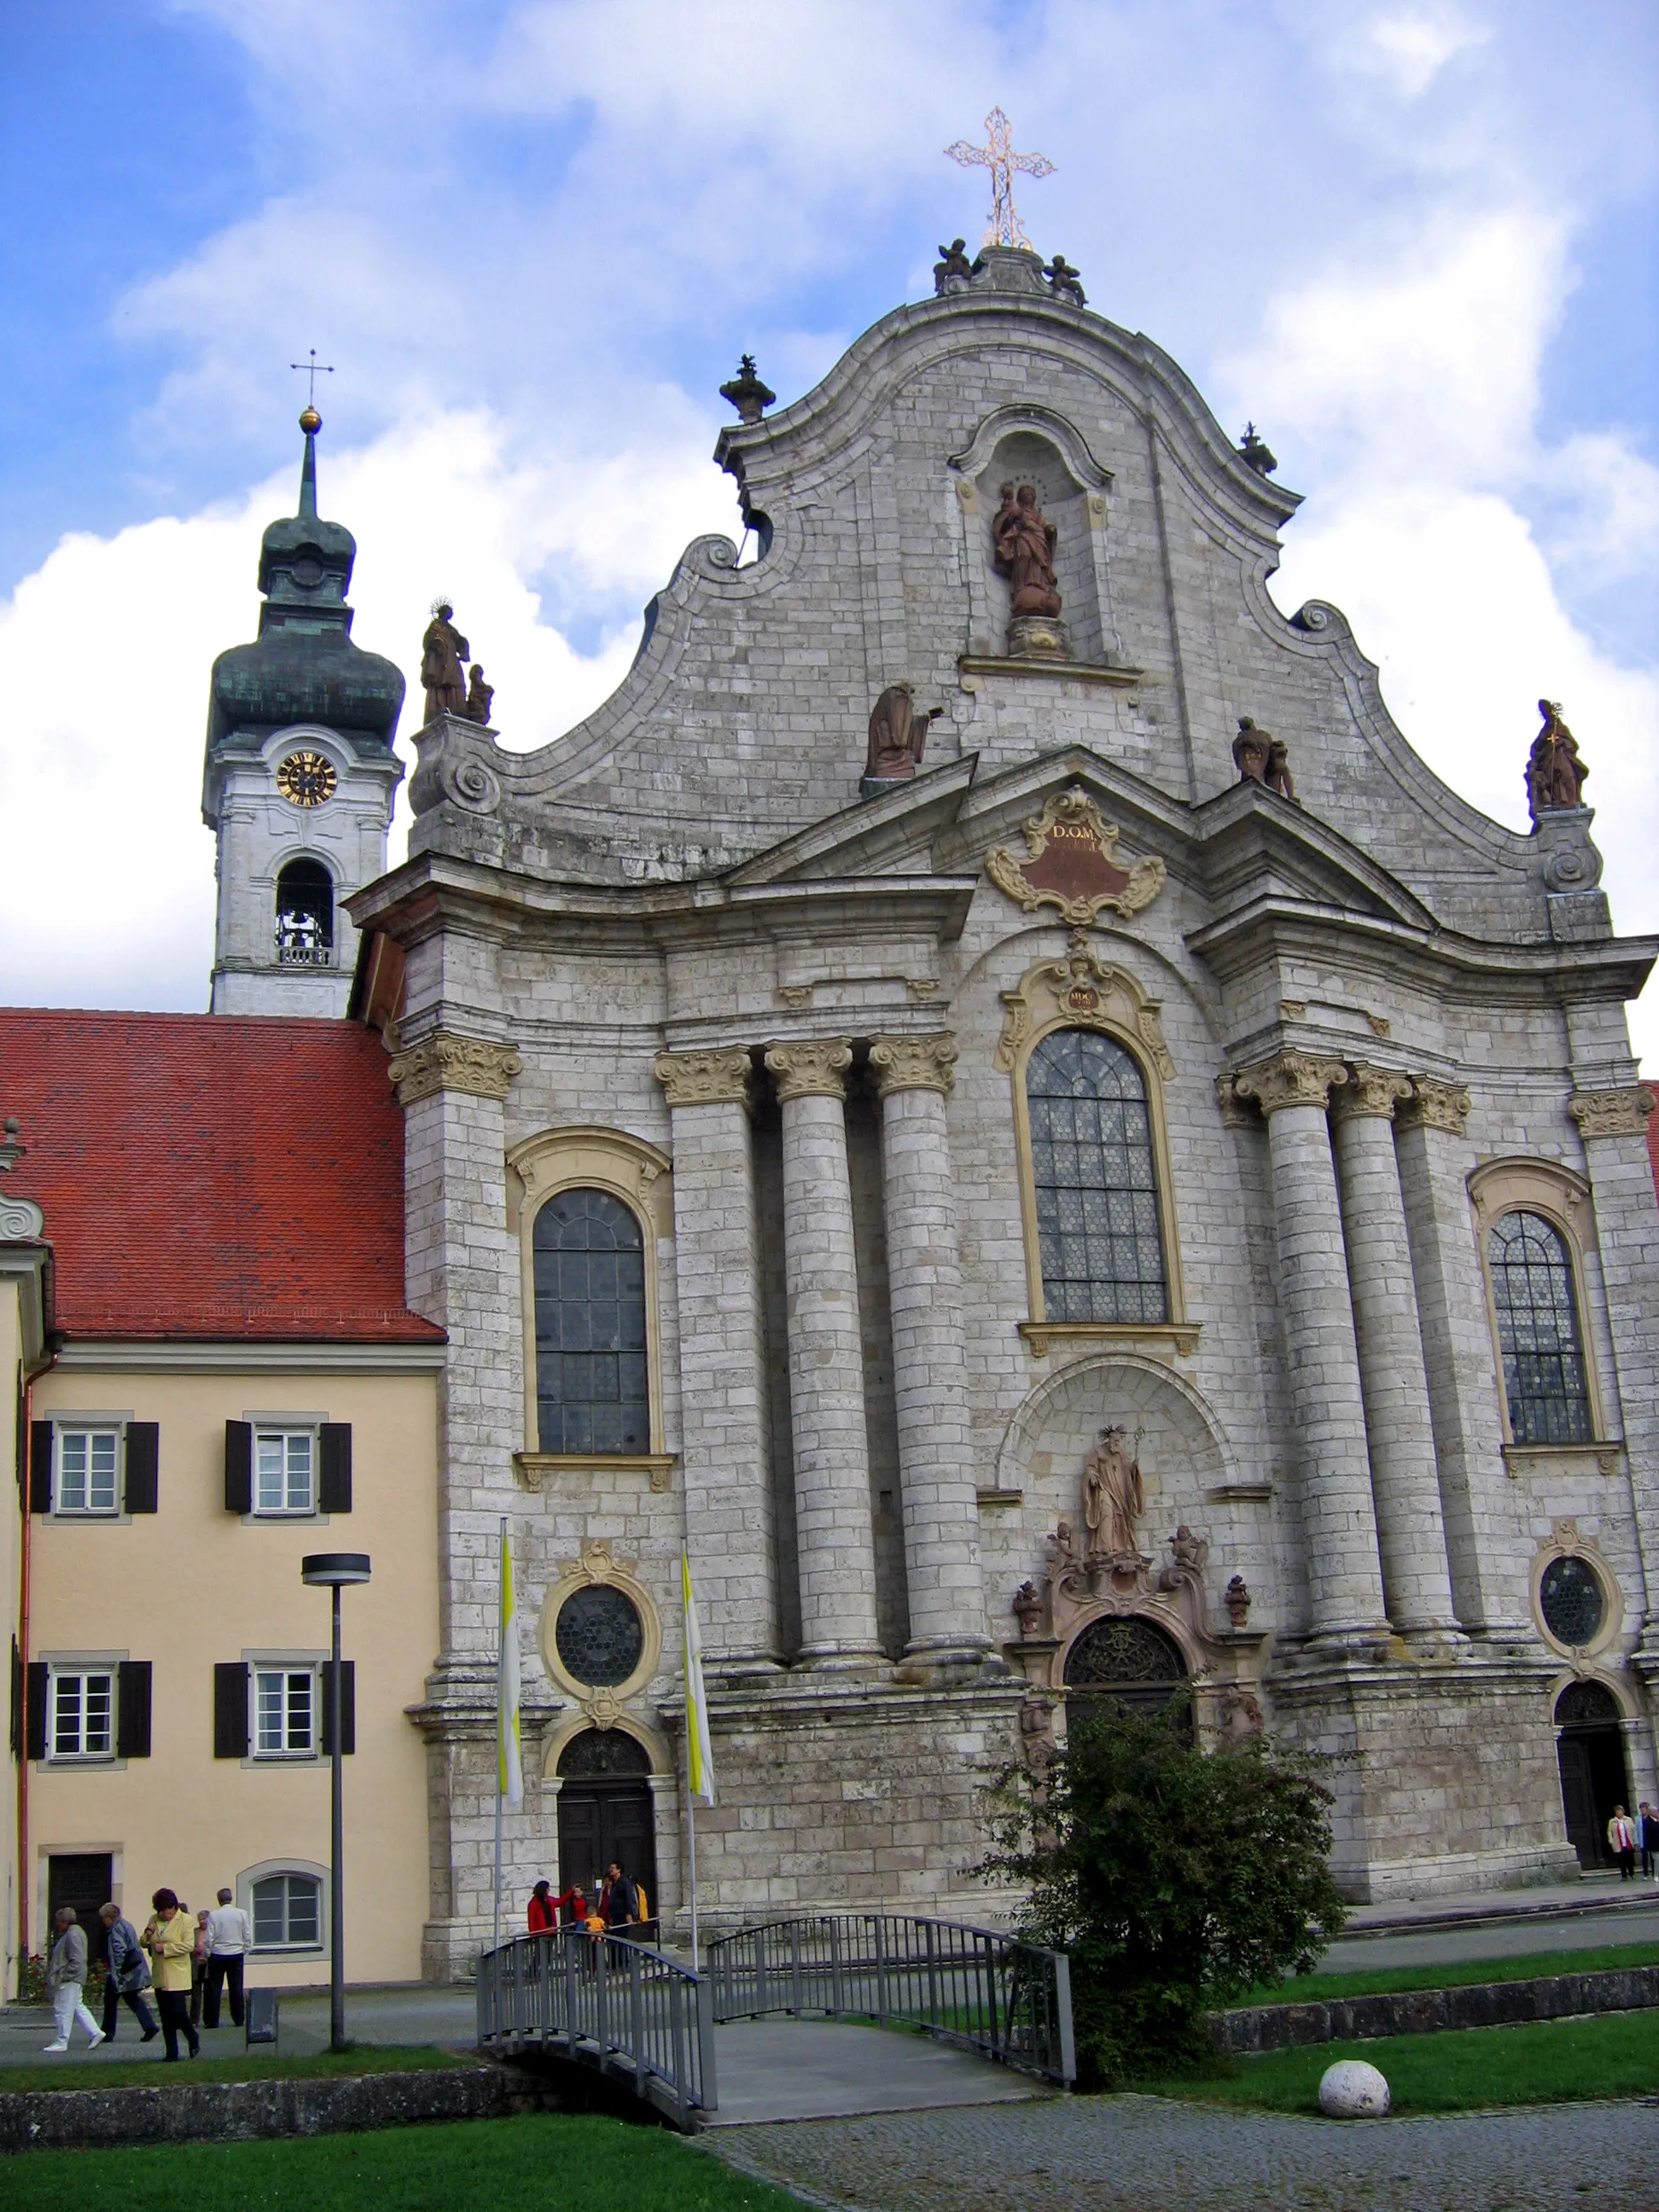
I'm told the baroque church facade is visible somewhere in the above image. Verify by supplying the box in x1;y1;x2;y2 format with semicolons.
220;245;1657;1971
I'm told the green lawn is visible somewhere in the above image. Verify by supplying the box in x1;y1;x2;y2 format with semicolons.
1238;1938;1659;2007
0;2112;800;2210
0;2045;466;2096
1145;2009;1659;2113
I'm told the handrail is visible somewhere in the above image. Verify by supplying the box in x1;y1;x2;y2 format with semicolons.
475;1928;717;2129
705;1912;1074;2087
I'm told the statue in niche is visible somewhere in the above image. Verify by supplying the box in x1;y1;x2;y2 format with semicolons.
1083;1425;1144;1561
934;238;975;294
421;600;470;721
1043;253;1086;306
463;665;495;726
864;682;944;782
992;482;1062;618
1527;699;1588;821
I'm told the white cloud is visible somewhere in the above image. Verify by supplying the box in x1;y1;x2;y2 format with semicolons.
1365;9;1491;97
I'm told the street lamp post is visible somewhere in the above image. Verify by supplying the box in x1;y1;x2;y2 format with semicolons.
301;1551;370;2052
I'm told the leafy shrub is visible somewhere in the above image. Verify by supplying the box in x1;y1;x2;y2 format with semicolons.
982;1695;1348;2085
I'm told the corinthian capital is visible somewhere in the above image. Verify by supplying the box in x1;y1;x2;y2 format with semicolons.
1232;1051;1348;1117
1331;1062;1414;1122
387;1031;522;1107
765;1039;853;1103
1568;1085;1656;1139
653;1047;753;1109
869;1033;958;1099
1395;1077;1473;1136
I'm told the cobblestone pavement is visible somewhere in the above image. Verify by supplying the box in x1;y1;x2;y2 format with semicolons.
713;2092;1659;2212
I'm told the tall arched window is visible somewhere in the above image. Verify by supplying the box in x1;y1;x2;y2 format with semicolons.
1488;1210;1592;1445
1027;1028;1167;1324
533;1188;649;1454
275;859;334;966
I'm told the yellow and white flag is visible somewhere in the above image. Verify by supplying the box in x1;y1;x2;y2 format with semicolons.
681;1548;715;1808
498;1525;523;1808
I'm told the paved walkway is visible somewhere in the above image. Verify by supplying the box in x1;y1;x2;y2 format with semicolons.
714;2093;1659;2212
706;2019;1041;2126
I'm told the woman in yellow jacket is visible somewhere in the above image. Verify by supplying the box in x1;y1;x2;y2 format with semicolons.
143;1889;201;2061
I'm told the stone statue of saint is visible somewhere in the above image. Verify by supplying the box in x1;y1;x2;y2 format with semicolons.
463;665;495;726
992;483;1062;618
1082;1426;1144;1560
421;602;469;721
1044;253;1086;306
864;683;942;781
934;239;974;294
1527;699;1588;820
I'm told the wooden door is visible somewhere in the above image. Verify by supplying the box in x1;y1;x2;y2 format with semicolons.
557;1779;657;1916
48;1852;114;1962
1557;1735;1600;1869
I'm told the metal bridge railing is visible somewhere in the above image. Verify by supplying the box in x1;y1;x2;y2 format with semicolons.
705;1912;1074;2087
476;1929;717;2128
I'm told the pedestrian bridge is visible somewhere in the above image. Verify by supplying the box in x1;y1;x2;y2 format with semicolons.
474;1912;1074;2131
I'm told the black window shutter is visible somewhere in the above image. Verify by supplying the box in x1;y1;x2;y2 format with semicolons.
213;1662;249;1758
124;1423;160;1514
9;1637;21;1758
224;1422;253;1514
318;1423;352;1514
26;1662;48;1761
117;1661;153;1759
320;1660;356;1755
28;1422;52;1514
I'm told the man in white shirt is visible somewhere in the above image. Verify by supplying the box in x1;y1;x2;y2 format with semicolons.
202;1888;253;2029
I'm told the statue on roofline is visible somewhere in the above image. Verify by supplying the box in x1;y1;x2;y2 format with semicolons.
864;682;944;783
421;600;469;722
1528;699;1588;822
463;665;494;726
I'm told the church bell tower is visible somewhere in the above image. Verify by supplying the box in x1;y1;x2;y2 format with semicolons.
202;404;405;1016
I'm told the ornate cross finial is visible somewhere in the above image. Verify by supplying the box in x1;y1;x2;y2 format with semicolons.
946;107;1055;249
289;348;335;430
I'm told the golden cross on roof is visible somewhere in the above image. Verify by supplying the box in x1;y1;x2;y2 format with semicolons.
946;107;1056;250
289;348;335;407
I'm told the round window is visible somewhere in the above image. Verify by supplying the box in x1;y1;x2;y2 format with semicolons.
1539;1555;1606;1649
555;1583;645;1688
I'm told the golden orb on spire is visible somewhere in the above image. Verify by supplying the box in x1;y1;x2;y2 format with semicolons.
299;404;323;434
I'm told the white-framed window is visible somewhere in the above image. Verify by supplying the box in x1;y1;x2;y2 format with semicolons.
51;1668;114;1760
250;1871;323;1950
254;1429;315;1516
253;1666;316;1758
55;1429;120;1516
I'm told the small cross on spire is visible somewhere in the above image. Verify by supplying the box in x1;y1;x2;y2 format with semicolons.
946;107;1055;250
289;348;335;429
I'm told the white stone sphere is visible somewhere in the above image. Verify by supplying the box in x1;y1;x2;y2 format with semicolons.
1318;2059;1391;2118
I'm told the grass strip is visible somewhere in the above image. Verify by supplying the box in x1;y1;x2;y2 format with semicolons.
1238;1938;1659;2007
0;2110;800;2210
1145;2008;1659;2113
0;2044;467;2096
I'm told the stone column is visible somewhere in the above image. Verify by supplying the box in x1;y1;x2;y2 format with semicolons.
1330;1067;1460;1642
763;1040;882;1667
387;1027;525;1977
1568;1084;1659;1656
1234;1052;1390;1643
654;1048;780;1674
868;1033;988;1664
1393;1078;1528;1637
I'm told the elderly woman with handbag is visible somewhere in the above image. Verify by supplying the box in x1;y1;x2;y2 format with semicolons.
143;1889;201;2060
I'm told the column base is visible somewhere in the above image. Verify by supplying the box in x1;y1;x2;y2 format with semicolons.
793;1645;888;1677
894;1640;1003;1686
1304;1624;1396;1659
709;1655;789;1686
1397;1622;1470;1653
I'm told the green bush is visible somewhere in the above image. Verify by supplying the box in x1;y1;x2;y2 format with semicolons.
982;1696;1347;2086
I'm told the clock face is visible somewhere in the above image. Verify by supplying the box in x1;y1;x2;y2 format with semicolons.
276;750;337;808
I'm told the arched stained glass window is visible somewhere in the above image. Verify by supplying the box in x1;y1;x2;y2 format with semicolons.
1488;1210;1592;1445
533;1188;649;1455
1027;1028;1167;1324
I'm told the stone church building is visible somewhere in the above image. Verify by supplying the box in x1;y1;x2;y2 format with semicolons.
284;244;1654;1968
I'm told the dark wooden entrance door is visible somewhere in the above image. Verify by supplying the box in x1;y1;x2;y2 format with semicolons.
556;1780;658;1910
1555;1680;1632;1870
48;1852;114;1962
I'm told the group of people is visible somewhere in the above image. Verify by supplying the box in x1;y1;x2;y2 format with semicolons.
44;1886;254;2061
1608;1802;1659;1880
526;1861;648;1936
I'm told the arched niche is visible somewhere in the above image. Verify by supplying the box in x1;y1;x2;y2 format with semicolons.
949;406;1119;666
995;1351;1233;1505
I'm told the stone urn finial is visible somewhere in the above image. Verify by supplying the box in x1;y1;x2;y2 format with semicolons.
1225;1575;1251;1628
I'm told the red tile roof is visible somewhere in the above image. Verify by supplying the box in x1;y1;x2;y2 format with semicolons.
0;1010;443;1344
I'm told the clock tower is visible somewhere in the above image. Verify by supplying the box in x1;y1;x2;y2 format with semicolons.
202;405;405;1016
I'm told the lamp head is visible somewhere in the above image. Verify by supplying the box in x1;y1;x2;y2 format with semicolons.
301;1551;371;1587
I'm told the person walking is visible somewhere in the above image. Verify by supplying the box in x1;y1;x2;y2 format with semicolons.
203;1887;253;2029
1639;1802;1658;1882
1608;1805;1638;1878
42;1906;106;2052
98;1903;159;2044
143;1889;201;2060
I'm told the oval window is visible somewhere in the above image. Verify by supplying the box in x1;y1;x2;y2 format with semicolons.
555;1583;645;1688
1539;1555;1605;1649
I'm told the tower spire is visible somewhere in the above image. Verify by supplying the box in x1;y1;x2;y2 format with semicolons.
298;408;321;520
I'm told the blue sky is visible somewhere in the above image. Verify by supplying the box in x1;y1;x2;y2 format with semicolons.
2;0;1656;1051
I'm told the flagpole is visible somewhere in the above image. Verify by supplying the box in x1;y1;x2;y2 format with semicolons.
687;1792;699;1972
493;1513;506;1962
